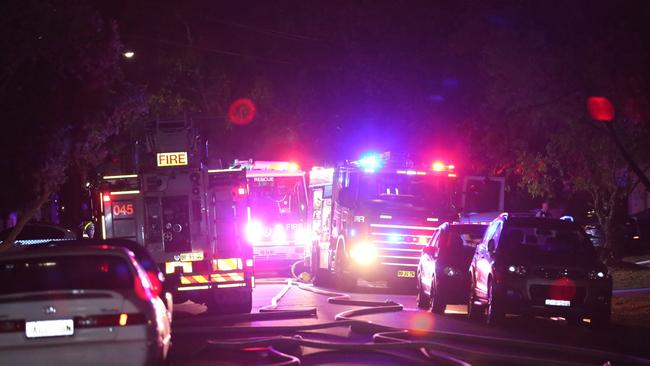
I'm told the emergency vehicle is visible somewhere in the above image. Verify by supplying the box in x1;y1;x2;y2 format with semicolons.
98;121;253;313
232;160;309;271
308;152;458;288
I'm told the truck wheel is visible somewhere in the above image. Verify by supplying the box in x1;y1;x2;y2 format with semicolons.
335;247;356;291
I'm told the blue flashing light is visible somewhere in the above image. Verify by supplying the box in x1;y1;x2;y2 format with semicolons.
388;234;401;242
359;154;382;172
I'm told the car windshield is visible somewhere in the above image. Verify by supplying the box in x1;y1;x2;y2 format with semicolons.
439;225;486;259
358;173;453;210
0;254;134;295
248;175;307;221
499;223;596;261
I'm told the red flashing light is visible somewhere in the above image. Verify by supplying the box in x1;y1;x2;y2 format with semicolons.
237;187;247;195
432;162;445;172
102;194;111;202
288;162;299;172
587;97;615;122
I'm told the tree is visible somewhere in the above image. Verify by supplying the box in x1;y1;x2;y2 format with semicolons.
449;1;650;260
0;0;146;250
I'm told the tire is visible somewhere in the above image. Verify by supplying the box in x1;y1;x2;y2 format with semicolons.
334;246;356;291
430;282;446;314
416;275;431;310
467;277;484;321
486;281;505;326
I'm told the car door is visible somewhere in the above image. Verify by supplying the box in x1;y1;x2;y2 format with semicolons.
420;228;441;295
474;221;501;299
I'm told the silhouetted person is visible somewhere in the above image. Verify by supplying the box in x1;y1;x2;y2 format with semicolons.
536;201;552;218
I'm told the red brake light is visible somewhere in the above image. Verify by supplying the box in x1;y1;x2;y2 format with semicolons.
237;187;247;195
103;194;111;202
0;320;25;333
134;272;153;301
147;271;163;298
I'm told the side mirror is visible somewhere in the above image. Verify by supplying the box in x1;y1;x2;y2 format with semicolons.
487;239;495;253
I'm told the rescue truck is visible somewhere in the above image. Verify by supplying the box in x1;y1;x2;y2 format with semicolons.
98;120;253;313
307;152;458;288
231;159;309;272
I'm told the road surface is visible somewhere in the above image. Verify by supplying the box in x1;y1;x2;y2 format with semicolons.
169;279;650;366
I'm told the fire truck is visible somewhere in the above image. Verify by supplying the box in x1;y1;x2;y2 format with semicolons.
232;159;310;272
307;152;458;288
97;121;253;313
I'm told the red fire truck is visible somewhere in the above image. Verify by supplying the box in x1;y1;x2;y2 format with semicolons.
232;160;310;272
307;152;458;288
98;121;253;313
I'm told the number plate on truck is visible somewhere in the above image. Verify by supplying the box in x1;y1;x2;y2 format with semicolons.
397;270;416;278
179;251;204;262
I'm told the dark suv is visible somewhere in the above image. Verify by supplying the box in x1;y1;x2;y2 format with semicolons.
417;222;487;313
468;214;612;326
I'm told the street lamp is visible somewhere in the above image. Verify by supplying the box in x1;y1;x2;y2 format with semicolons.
587;96;650;192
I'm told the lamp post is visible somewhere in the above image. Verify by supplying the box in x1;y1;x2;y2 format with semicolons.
587;96;650;192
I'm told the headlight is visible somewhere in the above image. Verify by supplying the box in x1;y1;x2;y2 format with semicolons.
350;242;377;266
245;221;264;244
506;265;527;276
443;266;458;277
588;269;608;280
294;228;310;244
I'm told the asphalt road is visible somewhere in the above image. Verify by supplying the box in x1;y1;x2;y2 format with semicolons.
169;279;650;366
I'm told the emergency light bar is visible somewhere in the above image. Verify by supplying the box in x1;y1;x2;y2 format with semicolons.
233;159;300;172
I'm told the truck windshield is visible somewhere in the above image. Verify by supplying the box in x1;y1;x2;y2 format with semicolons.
248;175;307;222
357;173;453;209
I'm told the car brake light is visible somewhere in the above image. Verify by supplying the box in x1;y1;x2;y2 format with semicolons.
0;319;25;333
134;271;154;301
146;271;163;298
102;193;111;202
75;313;146;328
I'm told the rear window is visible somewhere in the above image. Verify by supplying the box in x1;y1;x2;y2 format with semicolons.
0;255;134;295
499;224;596;258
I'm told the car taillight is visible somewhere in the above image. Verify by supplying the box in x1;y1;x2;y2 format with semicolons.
134;272;154;300
0;319;25;333
147;271;163;298
75;313;147;328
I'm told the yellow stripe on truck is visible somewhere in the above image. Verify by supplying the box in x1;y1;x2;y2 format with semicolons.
217;258;242;271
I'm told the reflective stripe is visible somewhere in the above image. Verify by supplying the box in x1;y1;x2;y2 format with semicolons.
103;174;138;180
192;275;209;283
180;277;192;285
217;258;242;271
381;262;419;267
370;224;437;231
218;283;246;289
210;272;245;283
177;285;210;291
378;255;420;260
109;190;140;195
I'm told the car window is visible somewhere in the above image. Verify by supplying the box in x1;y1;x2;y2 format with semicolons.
0;254;134;295
499;225;596;259
439;226;486;257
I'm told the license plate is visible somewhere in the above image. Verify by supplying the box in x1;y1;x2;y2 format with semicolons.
545;299;571;307
26;319;74;338
397;270;416;278
179;251;204;262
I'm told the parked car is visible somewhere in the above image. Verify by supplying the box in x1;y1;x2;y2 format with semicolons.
0;245;171;365
468;214;612;327
417;222;487;313
42;238;173;320
0;223;76;245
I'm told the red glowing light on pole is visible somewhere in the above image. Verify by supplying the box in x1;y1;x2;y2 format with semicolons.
587;97;615;122
228;98;257;125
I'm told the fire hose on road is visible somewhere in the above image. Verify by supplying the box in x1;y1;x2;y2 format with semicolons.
172;260;650;366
